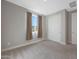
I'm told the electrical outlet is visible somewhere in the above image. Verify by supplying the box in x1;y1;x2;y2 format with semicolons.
8;42;10;46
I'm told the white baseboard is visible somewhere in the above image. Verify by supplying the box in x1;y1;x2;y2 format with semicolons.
2;39;44;52
47;39;67;45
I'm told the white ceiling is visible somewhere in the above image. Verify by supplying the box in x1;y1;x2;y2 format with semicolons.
6;0;77;15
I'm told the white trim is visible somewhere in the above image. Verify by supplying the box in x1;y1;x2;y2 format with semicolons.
2;39;44;52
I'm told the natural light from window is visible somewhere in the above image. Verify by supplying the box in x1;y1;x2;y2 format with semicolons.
32;14;38;39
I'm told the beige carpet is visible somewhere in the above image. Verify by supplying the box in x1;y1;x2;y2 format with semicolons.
2;40;77;59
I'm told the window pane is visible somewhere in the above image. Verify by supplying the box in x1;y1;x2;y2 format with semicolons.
32;14;38;39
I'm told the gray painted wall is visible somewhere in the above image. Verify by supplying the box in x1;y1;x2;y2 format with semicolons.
66;12;72;44
1;0;46;49
1;0;27;49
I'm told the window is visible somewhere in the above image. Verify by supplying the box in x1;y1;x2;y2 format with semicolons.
32;14;38;39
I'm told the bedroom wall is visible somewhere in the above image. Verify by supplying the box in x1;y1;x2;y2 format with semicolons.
1;0;46;50
46;10;67;44
1;0;27;49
